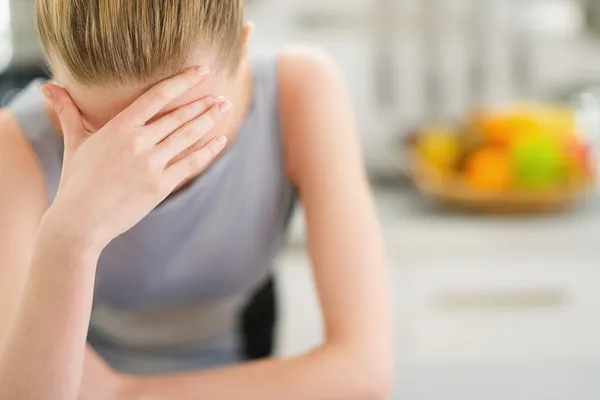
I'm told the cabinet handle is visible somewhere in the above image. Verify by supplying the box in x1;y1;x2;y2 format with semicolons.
434;288;567;311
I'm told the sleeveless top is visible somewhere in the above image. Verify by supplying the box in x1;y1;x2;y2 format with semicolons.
7;53;296;375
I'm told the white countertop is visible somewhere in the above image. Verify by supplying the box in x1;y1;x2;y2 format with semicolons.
287;184;600;249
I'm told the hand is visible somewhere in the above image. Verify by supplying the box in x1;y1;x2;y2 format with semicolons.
42;67;231;250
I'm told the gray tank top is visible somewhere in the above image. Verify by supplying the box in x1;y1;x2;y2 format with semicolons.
8;53;295;374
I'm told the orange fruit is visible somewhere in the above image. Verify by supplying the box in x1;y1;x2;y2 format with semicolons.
464;147;513;191
480;113;543;146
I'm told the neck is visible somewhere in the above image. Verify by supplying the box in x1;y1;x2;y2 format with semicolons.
224;58;254;140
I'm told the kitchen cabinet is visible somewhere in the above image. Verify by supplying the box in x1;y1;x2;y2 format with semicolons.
408;249;600;363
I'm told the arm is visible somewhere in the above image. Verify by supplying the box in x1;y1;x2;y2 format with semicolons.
0;109;102;400
0;109;133;400
0;109;49;344
0;67;231;400
0;211;101;399
124;47;394;400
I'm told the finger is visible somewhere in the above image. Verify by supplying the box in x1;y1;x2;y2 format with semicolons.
42;84;86;151
146;96;215;144
166;136;228;184
154;101;231;164
120;66;209;127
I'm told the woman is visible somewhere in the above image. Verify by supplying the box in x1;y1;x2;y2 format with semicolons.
0;0;393;399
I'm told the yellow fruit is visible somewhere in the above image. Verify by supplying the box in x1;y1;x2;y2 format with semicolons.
476;104;577;146
465;147;513;191
417;128;462;170
481;113;543;145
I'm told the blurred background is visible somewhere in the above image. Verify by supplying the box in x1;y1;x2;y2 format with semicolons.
3;0;600;398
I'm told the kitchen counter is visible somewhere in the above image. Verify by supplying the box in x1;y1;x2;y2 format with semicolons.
287;183;600;249
278;184;600;400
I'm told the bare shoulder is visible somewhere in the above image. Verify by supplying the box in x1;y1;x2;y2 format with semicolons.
0;108;48;205
0;108;37;164
0;107;19;133
277;46;346;116
277;45;360;183
278;45;343;89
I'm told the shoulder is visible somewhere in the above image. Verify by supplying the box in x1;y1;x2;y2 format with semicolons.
0;108;31;156
276;46;358;183
0;106;38;158
0;108;48;200
277;45;344;101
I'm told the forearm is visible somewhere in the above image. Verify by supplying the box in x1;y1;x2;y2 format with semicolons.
127;345;389;400
0;213;101;400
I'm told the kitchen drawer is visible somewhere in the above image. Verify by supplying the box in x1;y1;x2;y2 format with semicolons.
408;258;600;364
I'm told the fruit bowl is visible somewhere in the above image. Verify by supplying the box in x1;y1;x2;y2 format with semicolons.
408;103;596;214
411;156;593;213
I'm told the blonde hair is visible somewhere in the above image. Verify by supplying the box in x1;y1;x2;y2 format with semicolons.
36;0;245;85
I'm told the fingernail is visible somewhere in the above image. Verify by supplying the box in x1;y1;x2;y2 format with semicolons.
217;99;232;116
217;136;228;148
208;136;228;154
42;87;53;101
195;66;210;77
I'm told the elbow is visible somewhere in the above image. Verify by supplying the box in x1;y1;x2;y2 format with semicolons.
333;345;395;400
352;364;394;400
370;370;394;400
352;336;395;399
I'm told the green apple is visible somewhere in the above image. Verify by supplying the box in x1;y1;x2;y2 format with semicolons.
511;135;568;190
